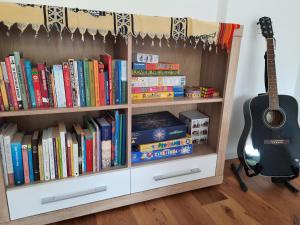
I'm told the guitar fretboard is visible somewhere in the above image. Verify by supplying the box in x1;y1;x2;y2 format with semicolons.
266;38;279;110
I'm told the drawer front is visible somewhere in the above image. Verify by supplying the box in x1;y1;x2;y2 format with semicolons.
131;154;217;193
7;169;130;220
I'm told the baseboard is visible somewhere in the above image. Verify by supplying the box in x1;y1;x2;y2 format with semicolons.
226;151;237;160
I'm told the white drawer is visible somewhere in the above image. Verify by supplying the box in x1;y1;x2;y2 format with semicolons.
7;169;130;220
131;154;217;193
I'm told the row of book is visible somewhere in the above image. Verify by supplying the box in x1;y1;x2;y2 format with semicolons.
131;53;185;100
0;52;127;111
0;110;127;186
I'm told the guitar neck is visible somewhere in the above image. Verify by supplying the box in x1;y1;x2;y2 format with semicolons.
266;38;279;109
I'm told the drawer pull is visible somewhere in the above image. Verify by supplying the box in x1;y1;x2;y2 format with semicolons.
153;168;201;181
41;186;107;204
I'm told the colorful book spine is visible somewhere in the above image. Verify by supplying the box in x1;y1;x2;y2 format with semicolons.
132;86;173;94
1;62;14;111
8;55;23;109
11;132;24;185
53;65;66;108
114;60;120;104
83;60;91;106
132;92;174;100
77;60;85;107
132;144;193;163
121;60;127;104
68;59;78;107
24;60;36;108
104;72;109;105
100;55;112;105
73;60;81;107
32;69;43;108
132;69;180;76
0;64;9;111
0;124;9;186
114;110;119;166
32;131;40;181
88;60;95;106
131;76;186;87
45;67;54;107
4;124;17;185
98;62;105;105
13;52;28;109
132;62;180;71
93;60;100;106
49;70;57;108
37;63;49;108
0;92;4;111
66;132;72;177
97;117;112;168
20;59;31;108
21;139;30;184
52;135;58;178
84;129;93;172
27;138;34;182
38;138;44;181
62;62;73;108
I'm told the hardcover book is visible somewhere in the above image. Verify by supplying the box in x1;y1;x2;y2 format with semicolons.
77;60;86;107
83;60;91;106
4;123;17;185
132;111;187;145
0;64;9;111
24;60;36;108
37;63;50;108
88;60;95;106
11;132;24;185
1;62;14;111
100;54;113;105
62;62;73;108
32;130;40;181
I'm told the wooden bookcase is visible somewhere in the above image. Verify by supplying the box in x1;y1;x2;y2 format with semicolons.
0;24;243;225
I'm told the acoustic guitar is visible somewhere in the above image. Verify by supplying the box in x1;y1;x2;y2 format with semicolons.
237;17;300;177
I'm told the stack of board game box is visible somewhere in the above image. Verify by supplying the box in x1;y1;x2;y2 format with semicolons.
0;110;127;186
131;53;185;100
0;52;127;112
131;111;192;163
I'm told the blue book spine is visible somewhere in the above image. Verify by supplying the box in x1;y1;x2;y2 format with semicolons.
77;60;86;107
24;60;36;108
114;111;119;166
117;61;122;105
104;72;109;105
114;61;120;104
121;113;126;165
132;144;193;163
11;142;24;185
28;147;34;182
174;92;184;97
82;138;86;173
132;62;146;70
173;86;184;92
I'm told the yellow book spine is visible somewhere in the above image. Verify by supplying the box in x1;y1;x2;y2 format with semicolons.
38;141;44;181
93;60;100;106
132;92;174;100
88;61;95;106
0;65;9;110
56;138;62;179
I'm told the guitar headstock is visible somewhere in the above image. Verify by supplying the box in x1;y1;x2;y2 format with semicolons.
258;17;274;39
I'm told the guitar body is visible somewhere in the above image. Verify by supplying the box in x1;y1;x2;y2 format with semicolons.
238;94;300;177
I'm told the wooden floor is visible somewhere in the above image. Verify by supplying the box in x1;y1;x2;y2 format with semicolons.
52;159;300;225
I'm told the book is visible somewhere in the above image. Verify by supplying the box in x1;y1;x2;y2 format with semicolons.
71;133;79;176
100;54;113;105
47;127;55;180
138;136;192;152
77;60;86;107
132;62;180;71
0;64;9;110
0;123;9;185
98;62;105;105
31;130;40;181
132;92;174;100
85;116;99;172
132;144;193;163
132;69;180;76
52;127;61;178
93;60;100;106
21;135;30;184
14;52;28;109
131;76;186;87
114;110;119;166
37;63;50;108
73;124;85;174
121;113;127;165
6;56;22;109
26;135;34;182
118;114;123;166
1;62;14;111
104;113;115;166
83;60;91;106
68;59;78;107
45;67;54;108
88;60;95;106
121;60;127;104
42;129;50;181
20;59;31;108
113;60;120;104
96;117;112;168
133;53;159;63
117;60;122;104
24;60;36;108
66;132;73;176
4;123;17;185
83;129;93;172
104;72;109;105
11;132;24;185
38;137;44;181
31;68;43;108
53;65;66;108
58;122;68;178
62;62;73;108
72;60;81;107
0;92;4;111
132;111;187;145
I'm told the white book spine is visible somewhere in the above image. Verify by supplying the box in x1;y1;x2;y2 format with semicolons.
4;125;17;181
53;66;62;107
121;60;127;82
9;56;22;103
102;140;111;169
0;132;8;186
81;135;85;173
60;131;68;178
58;65;66;107
73;61;81;107
72;135;79;177
42;130;50;181
47;128;55;180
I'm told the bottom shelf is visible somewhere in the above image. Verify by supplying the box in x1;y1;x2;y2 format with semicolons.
132;143;216;167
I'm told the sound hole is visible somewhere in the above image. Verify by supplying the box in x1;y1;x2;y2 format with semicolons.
264;109;285;128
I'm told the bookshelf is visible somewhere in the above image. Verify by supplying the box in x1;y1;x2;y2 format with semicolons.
0;21;243;224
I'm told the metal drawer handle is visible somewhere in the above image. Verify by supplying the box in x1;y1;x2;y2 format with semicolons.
41;186;107;204
153;168;201;181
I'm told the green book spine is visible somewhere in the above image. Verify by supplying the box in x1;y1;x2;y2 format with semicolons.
83;60;91;106
88;61;95;106
119;114;123;165
13;52;28;109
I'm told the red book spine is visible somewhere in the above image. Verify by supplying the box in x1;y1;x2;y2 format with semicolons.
32;69;43;108
62;63;73;108
98;63;105;105
85;138;93;172
146;63;180;71
20;59;32;108
66;142;72;177
37;63;50;108
5;57;18;110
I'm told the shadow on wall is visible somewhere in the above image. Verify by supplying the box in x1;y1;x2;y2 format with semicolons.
295;66;300;123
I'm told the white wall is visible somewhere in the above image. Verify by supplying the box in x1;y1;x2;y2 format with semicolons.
1;0;300;159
